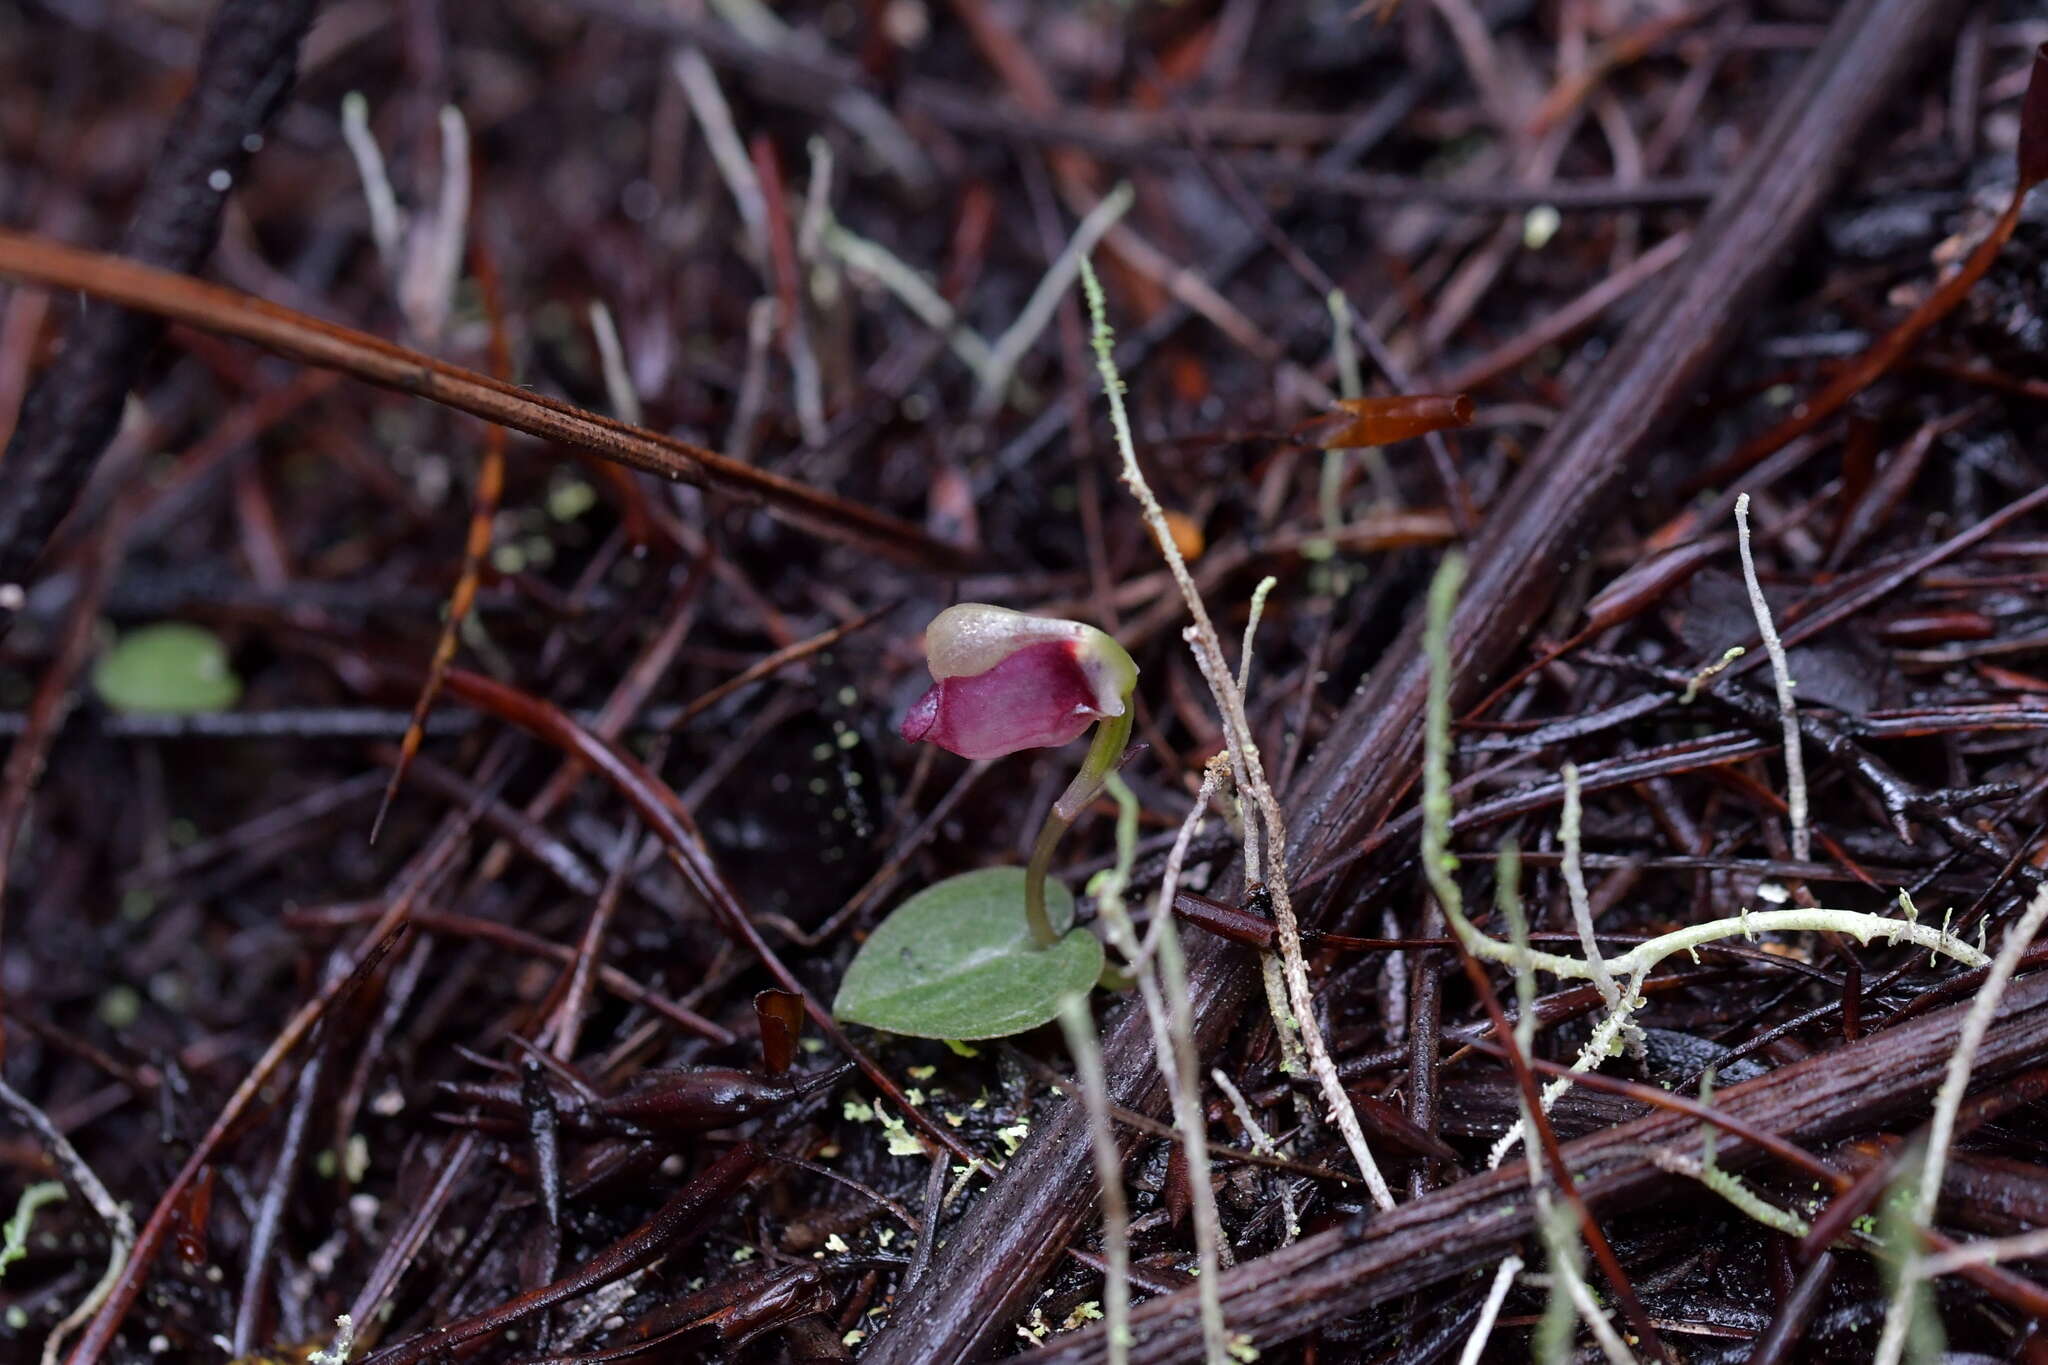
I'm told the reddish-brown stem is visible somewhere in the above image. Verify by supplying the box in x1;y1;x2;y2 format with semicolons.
0;228;967;571
372;228;511;844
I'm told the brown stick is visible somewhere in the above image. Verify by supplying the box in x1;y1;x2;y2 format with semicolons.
860;0;1960;1357
0;230;970;574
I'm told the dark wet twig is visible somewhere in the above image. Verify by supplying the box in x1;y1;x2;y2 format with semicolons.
0;0;319;639
230;1030;327;1356
62;836;441;1363
357;1144;763;1365
905;87;1725;211
902;1153;949;1296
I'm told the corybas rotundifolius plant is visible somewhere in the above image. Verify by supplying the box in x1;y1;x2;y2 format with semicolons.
833;604;1137;1039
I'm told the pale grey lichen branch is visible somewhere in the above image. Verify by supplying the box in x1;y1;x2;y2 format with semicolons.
1131;759;1226;971
1079;256;1395;1214
705;0;933;191
1920;1225;2048;1278
1560;761;1636;1056
1213;1067;1297;1243
671;48;767;257
1490;896;1992;1170
1236;576;1278;703
1534;1191;1632;1365
395;106;470;347
340;93;402;272
587;301;643;427
799;138;836;284
1735;493;1808;863
1091;763;1227;1364
822;221;1001;382
1478;908;1985;983
308;1313;356;1365
341;96;470;344
1319;290;1395;528
1424;554;1984;1169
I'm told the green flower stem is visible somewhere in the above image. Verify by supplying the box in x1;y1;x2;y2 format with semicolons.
1024;708;1134;949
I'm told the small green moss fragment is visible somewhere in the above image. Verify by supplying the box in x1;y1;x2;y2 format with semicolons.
97;985;141;1031
547;479;597;521
93;623;241;715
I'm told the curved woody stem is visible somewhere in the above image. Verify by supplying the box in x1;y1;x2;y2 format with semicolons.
1024;709;1134;948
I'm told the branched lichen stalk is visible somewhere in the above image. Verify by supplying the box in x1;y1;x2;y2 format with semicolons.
1421;553;1987;1178
1736;493;1809;863
1091;757;1229;1365
1079;257;1395;1212
1561;762;1636;1054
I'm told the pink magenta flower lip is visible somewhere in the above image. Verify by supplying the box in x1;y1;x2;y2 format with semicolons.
898;640;1103;760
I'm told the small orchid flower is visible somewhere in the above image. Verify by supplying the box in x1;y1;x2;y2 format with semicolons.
901;604;1138;948
901;604;1136;760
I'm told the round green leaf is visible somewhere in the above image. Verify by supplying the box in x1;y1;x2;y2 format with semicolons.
92;623;243;716
834;867;1103;1040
